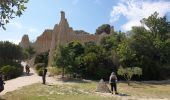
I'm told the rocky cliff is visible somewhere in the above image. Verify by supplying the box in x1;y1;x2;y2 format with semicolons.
19;11;111;66
19;35;30;49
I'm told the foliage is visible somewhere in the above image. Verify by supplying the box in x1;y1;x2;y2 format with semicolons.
117;40;136;67
34;51;49;67
35;63;45;71
24;46;36;59
117;67;142;85
0;0;28;29
34;63;45;76
130;12;170;80
48;67;62;76
53;41;84;77
37;68;43;76
0;64;23;80
0;41;24;67
54;41;114;79
101;32;126;51
95;24;111;35
53;12;170;80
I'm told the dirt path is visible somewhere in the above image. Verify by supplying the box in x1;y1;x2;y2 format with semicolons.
0;62;62;95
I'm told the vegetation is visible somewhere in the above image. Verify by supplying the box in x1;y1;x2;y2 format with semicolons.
117;67;142;85
53;41;114;79
95;24;112;35
24;46;36;59
130;12;170;80
34;63;45;76
0;41;24;66
34;51;49;67
0;0;28;29
48;67;62;76
1;64;23;80
0;41;24;79
2;81;170;100
53;12;170;81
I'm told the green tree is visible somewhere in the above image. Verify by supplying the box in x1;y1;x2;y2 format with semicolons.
130;12;170;80
24;46;36;59
0;0;28;29
117;67;142;85
117;40;136;67
0;41;24;66
95;24;111;35
53;41;84;78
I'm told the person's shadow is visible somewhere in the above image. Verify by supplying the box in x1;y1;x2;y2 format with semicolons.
116;93;130;96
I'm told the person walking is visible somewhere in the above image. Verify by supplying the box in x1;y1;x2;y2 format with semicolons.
109;72;118;94
25;64;30;75
42;67;47;84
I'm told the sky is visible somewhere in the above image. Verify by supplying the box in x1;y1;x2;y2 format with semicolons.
0;0;170;44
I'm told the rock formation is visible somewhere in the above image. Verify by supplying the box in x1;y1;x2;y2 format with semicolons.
19;35;30;49
33;29;52;53
95;79;111;93
19;11;111;66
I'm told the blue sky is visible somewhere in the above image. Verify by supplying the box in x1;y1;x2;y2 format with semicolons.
0;0;170;44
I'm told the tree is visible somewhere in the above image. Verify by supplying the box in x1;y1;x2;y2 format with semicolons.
0;41;24;66
141;12;170;40
53;45;69;78
24;46;36;59
130;12;170;80
117;67;142;85
117;40;136;67
95;24;111;35
0;0;28;29
53;41;84;78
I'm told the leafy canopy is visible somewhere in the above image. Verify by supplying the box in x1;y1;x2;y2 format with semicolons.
0;0;28;29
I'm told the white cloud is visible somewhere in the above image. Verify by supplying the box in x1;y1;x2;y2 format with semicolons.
110;0;170;31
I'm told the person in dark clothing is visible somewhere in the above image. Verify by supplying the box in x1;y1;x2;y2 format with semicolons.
0;73;5;92
42;67;47;84
109;72;118;94
25;64;30;75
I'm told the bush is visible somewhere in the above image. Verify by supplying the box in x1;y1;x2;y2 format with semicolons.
34;63;45;76
37;68;43;76
1;65;23;80
35;63;45;71
34;51;49;67
48;67;62;76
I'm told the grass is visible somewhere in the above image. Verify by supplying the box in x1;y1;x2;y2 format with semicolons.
1;80;170;100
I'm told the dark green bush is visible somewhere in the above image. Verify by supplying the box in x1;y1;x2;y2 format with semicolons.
37;68;43;76
34;63;45;76
0;64;23;80
35;63;45;71
34;51;49;67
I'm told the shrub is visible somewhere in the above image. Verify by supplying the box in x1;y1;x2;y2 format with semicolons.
48;67;62;76
37;68;43;76
0;63;23;80
34;51;49;67
34;63;45;76
35;63;45;71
